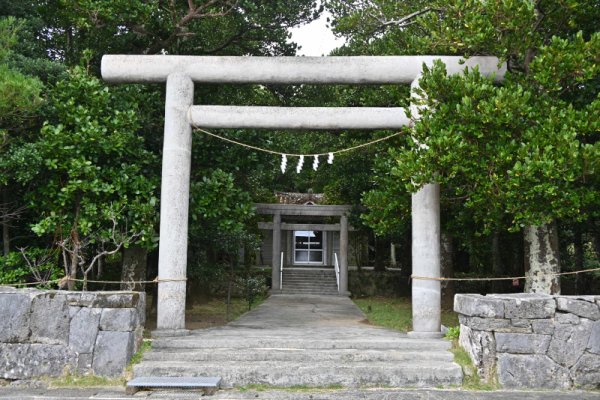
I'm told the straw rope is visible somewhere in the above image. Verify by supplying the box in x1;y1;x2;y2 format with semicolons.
191;126;404;157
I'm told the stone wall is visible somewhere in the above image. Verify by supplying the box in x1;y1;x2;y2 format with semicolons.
0;286;145;379
455;293;600;390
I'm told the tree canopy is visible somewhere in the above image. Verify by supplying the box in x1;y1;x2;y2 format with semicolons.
0;0;598;295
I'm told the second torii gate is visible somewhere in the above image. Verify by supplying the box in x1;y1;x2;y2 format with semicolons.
101;55;505;338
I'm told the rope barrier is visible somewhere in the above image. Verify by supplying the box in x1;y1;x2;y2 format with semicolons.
410;267;600;282
191;126;404;157
5;276;187;287
5;268;599;288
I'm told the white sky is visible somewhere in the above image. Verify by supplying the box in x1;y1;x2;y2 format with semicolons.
288;9;345;56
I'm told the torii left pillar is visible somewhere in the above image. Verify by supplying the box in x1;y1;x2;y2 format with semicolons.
156;73;194;334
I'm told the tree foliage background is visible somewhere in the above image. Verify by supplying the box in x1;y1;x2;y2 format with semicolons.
0;0;598;295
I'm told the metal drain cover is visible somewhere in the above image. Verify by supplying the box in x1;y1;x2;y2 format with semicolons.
126;376;221;395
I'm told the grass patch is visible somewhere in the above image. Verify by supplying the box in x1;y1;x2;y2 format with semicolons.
449;339;499;391
353;296;458;332
43;372;125;388
124;338;153;378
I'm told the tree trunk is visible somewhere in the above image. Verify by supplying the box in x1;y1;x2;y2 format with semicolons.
573;225;588;294
591;218;600;261
2;188;9;256
440;232;455;308
121;246;148;291
373;236;387;272
226;259;233;322
97;255;103;278
491;232;505;293
69;240;78;290
390;242;397;267
68;201;81;291
523;222;560;294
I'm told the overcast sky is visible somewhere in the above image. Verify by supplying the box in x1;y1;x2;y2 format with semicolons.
288;8;345;56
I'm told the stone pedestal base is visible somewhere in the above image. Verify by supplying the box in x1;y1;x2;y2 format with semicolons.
407;331;444;339
151;329;190;338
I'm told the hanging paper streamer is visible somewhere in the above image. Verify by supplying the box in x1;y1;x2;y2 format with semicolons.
327;152;334;164
296;155;304;173
280;154;287;174
313;155;319;171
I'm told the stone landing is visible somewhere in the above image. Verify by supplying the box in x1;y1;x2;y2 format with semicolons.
134;295;461;388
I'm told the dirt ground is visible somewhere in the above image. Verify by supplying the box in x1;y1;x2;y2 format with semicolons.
144;294;258;331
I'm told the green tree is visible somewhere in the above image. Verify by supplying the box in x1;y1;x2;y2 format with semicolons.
0;16;44;256
329;0;600;293
12;67;158;289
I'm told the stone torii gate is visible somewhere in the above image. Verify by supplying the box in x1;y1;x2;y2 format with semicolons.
101;55;505;338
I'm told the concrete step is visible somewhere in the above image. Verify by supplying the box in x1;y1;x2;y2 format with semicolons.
281;291;340;295
282;271;335;275
133;360;462;388
282;276;336;281
152;337;452;351
142;348;455;363
282;282;337;287
283;275;336;279
282;277;336;282
282;284;338;289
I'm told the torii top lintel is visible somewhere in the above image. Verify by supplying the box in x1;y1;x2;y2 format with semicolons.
101;55;506;85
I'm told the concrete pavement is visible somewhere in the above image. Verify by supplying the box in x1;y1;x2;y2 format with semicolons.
0;386;599;399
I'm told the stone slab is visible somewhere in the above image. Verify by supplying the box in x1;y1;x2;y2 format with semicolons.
458;315;510;331
29;293;70;345
0;343;76;379
135;292;146;326
0;293;32;343
99;308;137;332
571;352;600;390
556;312;580;324
68;307;101;353
454;294;504;318
92;331;134;377
459;325;496;380
76;353;93;373
495;333;551;354
588;321;600;354
532;319;555;335
66;291;141;308
556;297;600;321
497;354;570;389
496;294;556;319
547;321;593;367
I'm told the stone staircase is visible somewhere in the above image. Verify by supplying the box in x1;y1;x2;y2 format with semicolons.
135;327;460;388
281;267;339;295
134;295;462;389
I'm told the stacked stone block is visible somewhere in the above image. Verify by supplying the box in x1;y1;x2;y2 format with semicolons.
455;293;600;389
0;286;145;379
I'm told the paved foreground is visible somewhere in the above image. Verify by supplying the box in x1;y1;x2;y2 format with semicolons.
134;294;461;388
0;387;599;400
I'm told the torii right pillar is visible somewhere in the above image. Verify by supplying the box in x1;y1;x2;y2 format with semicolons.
409;183;442;338
408;75;442;338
